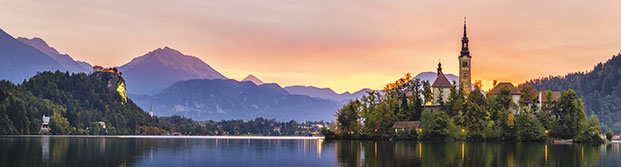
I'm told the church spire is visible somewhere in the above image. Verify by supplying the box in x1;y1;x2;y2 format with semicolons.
437;61;442;76
460;17;471;58
463;17;467;38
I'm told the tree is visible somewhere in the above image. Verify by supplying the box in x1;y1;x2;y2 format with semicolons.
606;130;613;141
515;112;546;141
335;100;360;134
419;109;449;140
518;84;538;107
551;89;586;139
50;113;70;135
574;115;604;143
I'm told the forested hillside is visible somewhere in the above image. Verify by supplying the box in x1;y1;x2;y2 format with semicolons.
527;53;621;132
0;71;163;134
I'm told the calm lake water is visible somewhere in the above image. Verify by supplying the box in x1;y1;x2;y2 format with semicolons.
1;136;620;167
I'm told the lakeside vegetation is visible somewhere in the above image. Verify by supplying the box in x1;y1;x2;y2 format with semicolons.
325;74;606;143
528;53;621;133
0;71;163;135
0;71;330;136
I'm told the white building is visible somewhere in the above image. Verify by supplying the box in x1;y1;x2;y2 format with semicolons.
431;62;451;105
40;115;50;132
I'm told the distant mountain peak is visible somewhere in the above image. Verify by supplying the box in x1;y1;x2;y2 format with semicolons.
242;74;264;85
119;47;227;95
16;37;91;73
17;37;62;56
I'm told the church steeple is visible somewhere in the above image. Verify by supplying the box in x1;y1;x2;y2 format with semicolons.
460;17;470;58
458;17;472;95
437;61;443;76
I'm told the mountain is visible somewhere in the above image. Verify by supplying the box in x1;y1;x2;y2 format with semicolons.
119;47;227;95
527;53;621;132
17;37;91;73
283;86;371;102
129;79;341;121
0;29;66;83
242;74;264;85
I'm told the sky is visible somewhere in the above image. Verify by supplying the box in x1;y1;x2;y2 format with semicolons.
1;0;621;93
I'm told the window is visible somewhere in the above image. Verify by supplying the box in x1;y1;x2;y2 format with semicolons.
462;62;468;67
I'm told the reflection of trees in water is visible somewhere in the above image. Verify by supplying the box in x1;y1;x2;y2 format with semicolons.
0;137;160;166
328;140;422;167
328;141;606;167
547;143;602;167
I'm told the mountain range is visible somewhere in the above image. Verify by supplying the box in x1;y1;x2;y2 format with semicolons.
129;79;341;121
283;86;371;102
0;28;354;121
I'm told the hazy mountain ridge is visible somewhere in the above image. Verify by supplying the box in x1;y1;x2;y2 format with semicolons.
0;29;66;83
130;79;341;121
242;74;264;85
17;37;92;73
119;47;227;95
283;85;371;102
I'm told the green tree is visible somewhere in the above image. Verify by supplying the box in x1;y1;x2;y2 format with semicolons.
606;130;613;141
574;115;604;143
419;109;449;140
551;89;586;139
515;112;546;141
335;100;360;134
50;113;70;135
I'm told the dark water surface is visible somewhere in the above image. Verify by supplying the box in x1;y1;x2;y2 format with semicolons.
1;136;620;167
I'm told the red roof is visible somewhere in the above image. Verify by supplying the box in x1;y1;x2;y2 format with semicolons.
432;72;452;88
490;82;521;95
540;90;561;101
392;121;421;129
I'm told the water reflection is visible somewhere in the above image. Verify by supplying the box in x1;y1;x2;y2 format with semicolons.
326;140;621;167
1;136;620;166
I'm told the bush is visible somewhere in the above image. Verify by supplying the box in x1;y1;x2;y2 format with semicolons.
574;115;604;143
419;110;449;141
515;113;546;141
395;129;418;140
481;121;503;141
447;118;467;141
321;128;337;139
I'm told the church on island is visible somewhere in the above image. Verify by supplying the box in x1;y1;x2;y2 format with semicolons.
429;19;474;106
427;20;557;114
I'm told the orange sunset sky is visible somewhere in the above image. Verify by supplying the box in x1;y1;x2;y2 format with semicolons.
1;0;621;93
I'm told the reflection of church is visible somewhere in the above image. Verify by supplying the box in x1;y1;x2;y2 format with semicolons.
431;19;472;105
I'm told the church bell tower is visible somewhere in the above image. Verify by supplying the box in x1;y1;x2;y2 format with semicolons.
459;18;472;95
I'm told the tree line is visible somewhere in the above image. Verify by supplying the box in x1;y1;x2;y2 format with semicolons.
0;71;329;136
327;73;607;143
527;53;621;134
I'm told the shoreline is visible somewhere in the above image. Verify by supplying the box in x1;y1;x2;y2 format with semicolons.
0;135;325;140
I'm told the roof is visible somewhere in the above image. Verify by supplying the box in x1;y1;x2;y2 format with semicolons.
490;82;521;95
392;121;421;129
431;72;452;88
540;90;561;101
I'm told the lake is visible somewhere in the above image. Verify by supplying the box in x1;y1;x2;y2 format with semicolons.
1;136;620;166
